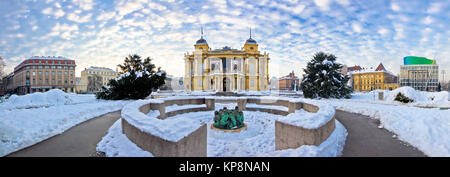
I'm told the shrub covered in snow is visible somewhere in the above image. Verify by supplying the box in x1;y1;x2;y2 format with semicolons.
394;92;414;103
301;52;352;99
96;54;166;100
385;86;426;103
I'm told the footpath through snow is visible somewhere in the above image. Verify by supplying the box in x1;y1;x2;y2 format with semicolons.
309;88;450;157
0;89;131;156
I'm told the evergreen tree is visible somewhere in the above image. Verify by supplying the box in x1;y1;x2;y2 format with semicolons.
437;83;441;92
300;52;352;99
96;54;166;100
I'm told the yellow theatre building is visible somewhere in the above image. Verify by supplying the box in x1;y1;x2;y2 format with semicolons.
184;29;270;92
351;63;400;91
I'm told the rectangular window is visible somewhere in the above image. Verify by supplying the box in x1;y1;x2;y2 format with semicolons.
33;72;36;76
46;71;49;76
52;71;55;76
39;71;42;76
249;63;255;75
250;79;254;87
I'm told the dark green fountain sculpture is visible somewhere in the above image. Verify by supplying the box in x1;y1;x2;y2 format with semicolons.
213;106;244;130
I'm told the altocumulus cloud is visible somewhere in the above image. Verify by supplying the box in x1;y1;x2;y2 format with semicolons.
0;0;449;80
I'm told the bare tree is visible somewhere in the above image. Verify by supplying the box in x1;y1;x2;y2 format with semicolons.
0;57;5;77
87;74;103;93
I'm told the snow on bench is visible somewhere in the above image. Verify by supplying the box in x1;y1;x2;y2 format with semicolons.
245;103;289;112
165;104;206;112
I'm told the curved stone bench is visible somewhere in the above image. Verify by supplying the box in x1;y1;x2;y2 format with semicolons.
121;96;336;156
275;101;336;150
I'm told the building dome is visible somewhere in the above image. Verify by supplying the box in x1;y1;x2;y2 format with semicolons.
245;28;257;44
245;37;257;44
196;37;207;45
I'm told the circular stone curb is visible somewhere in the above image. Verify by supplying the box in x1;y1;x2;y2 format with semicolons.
210;123;248;133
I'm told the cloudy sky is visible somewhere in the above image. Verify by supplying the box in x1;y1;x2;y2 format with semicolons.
0;0;449;80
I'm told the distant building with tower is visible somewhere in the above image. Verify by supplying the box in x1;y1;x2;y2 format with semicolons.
184;28;270;92
399;56;439;91
278;71;300;91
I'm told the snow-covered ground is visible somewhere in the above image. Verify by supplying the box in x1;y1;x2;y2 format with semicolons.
97;103;347;157
0;89;96;109
350;87;450;108
306;88;450;157
0;89;131;156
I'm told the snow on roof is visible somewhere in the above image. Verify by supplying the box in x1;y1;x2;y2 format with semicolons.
85;66;116;72
29;56;74;60
349;68;396;76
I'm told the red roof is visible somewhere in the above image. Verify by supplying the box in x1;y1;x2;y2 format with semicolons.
375;62;385;71
347;65;361;71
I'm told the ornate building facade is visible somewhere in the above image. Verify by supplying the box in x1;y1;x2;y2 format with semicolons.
351;63;399;91
184;29;270;92
77;66;120;93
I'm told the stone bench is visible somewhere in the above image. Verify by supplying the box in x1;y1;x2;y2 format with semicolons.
121;97;336;156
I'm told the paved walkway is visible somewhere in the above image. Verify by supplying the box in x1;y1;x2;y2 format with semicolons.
335;110;426;157
7;111;121;157
6;109;427;157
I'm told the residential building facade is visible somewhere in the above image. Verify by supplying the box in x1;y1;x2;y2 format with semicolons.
184;29;270;92
399;56;439;91
13;56;76;94
352;63;399;91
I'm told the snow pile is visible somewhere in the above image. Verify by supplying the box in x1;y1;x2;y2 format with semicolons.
0;99;130;156
233;91;271;96
245;103;289;112
277;103;335;129
121;100;204;142
165;104;206;112
385;86;427;102
150;91;216;97
0;89;95;109
318;98;450;156
424;91;449;102
350;87;450;108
